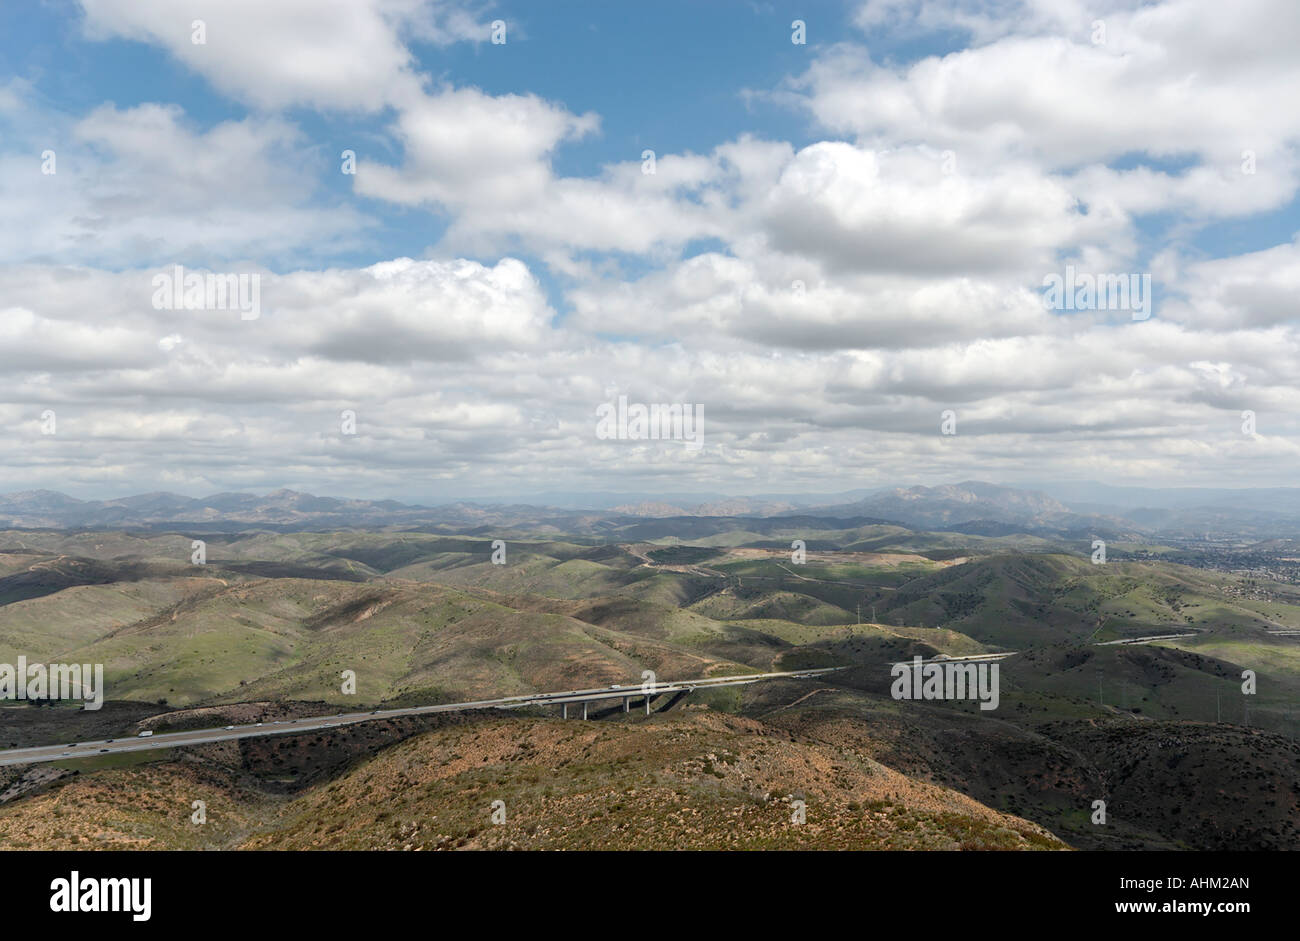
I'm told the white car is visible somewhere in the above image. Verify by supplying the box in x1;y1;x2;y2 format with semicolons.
224;726;235;730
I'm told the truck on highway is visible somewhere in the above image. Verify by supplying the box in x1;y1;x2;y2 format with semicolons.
137;730;153;737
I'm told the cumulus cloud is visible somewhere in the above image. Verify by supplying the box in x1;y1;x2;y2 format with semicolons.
1161;237;1300;330
0;99;369;267
77;0;489;111
795;0;1300;214
759;142;1097;276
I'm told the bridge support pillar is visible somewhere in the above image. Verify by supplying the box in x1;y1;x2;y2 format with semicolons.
645;695;651;715
561;703;567;719
623;696;629;712
582;701;588;720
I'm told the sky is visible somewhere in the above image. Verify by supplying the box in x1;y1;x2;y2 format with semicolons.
1;0;1298;502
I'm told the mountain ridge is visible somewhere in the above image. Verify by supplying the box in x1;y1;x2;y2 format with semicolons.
4;482;1300;538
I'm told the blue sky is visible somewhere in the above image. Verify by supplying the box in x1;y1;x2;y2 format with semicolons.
1;0;1298;502
2;1;1284;281
3;1;846;270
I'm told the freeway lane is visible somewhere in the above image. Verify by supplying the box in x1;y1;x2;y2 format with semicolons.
1093;633;1200;646
908;652;1018;663
0;667;843;768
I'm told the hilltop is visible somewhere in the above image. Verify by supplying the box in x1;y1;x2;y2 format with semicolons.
0;711;1065;851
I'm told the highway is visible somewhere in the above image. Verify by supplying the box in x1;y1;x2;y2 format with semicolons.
0;667;843;768
909;652;1017;663
1093;633;1200;646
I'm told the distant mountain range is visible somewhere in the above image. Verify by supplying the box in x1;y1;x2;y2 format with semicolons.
0;488;456;531
596;481;1300;540
2;481;1300;538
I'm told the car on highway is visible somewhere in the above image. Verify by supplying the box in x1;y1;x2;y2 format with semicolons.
99;749;108;753
59;752;69;757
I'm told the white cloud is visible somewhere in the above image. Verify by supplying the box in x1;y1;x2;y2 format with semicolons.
797;0;1300;221
355;87;599;209
77;0;484;112
759;142;1096;276
0;101;369;267
1162;237;1300;330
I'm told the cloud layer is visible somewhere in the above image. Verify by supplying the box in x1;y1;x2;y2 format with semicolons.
1;0;1297;499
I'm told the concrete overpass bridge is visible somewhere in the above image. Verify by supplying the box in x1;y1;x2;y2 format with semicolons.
0;667;844;767
528;667;845;718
